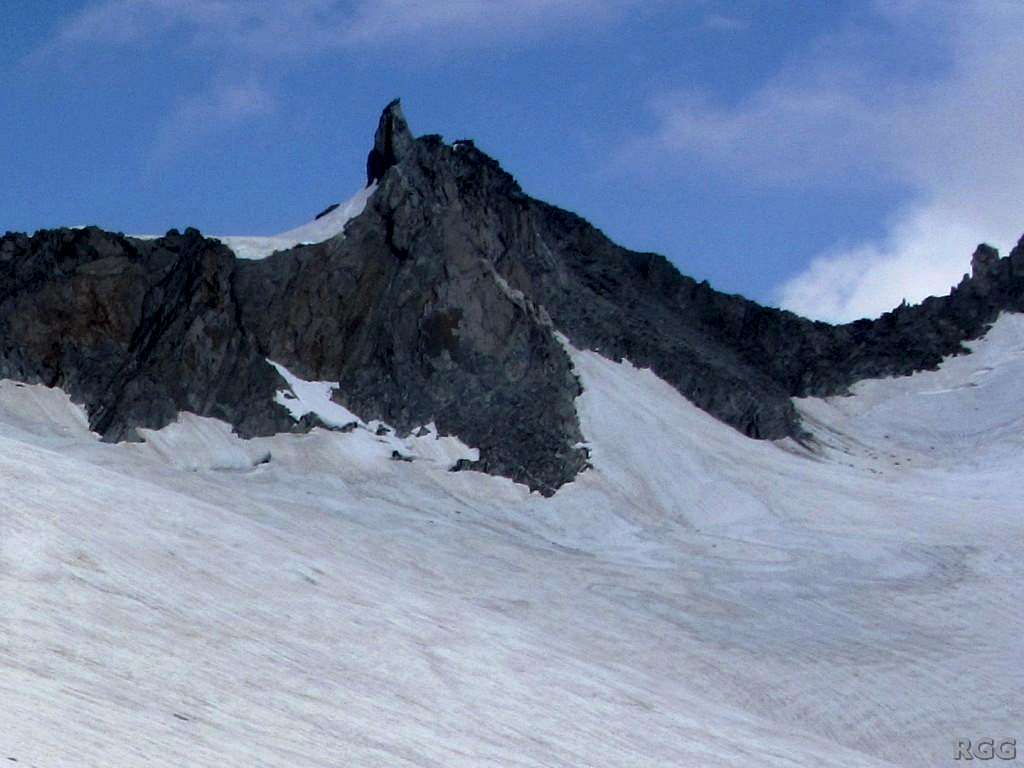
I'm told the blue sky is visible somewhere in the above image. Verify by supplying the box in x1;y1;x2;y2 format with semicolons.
1;1;1022;320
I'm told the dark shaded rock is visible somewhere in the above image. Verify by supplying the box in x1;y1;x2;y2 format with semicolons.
388;132;1024;441
391;450;413;462
969;243;1001;294
315;203;340;220
235;141;588;493
0;226;294;442
292;412;357;433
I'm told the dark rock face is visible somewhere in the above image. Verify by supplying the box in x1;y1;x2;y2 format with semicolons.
511;200;1024;437
234;147;588;492
314;203;341;220
0;227;293;441
1;103;1022;493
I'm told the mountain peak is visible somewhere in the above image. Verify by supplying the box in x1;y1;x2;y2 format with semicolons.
366;98;415;185
2;105;1024;493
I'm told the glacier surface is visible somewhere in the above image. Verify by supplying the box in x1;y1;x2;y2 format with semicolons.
1;315;1022;766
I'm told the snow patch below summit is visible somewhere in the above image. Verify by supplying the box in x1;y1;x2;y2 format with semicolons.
268;358;479;469
220;183;376;260
269;359;362;429
131;184;377;257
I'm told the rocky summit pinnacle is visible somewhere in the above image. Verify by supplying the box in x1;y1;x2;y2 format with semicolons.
366;98;415;186
1;101;1023;494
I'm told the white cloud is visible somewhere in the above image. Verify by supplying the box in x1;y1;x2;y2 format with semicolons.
646;2;1024;321
42;0;648;158
778;203;1009;322
649;81;888;186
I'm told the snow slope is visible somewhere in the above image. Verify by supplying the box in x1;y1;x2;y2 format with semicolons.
2;316;1022;767
132;184;376;259
219;183;377;260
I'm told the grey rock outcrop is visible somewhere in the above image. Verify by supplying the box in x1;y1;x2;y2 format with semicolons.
366;99;416;186
0;227;293;441
2;102;1023;494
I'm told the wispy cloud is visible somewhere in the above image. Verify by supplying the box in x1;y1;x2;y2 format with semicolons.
45;0;644;58
640;2;1024;321
342;0;639;46
151;78;277;161
41;0;649;160
647;81;888;187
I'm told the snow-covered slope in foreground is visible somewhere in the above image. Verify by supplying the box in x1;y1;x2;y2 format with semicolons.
2;316;1023;767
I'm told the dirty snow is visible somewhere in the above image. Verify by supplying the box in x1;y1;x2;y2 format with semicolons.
1;315;1022;767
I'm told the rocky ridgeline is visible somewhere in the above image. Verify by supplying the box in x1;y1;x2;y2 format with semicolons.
1;101;1022;494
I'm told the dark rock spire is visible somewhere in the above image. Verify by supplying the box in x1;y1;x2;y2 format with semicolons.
366;99;415;185
971;243;1000;278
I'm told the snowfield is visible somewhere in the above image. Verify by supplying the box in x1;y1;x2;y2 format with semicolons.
218;184;377;260
1;315;1022;767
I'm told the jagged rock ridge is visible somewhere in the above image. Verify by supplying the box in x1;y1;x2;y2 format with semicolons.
1;100;1022;493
